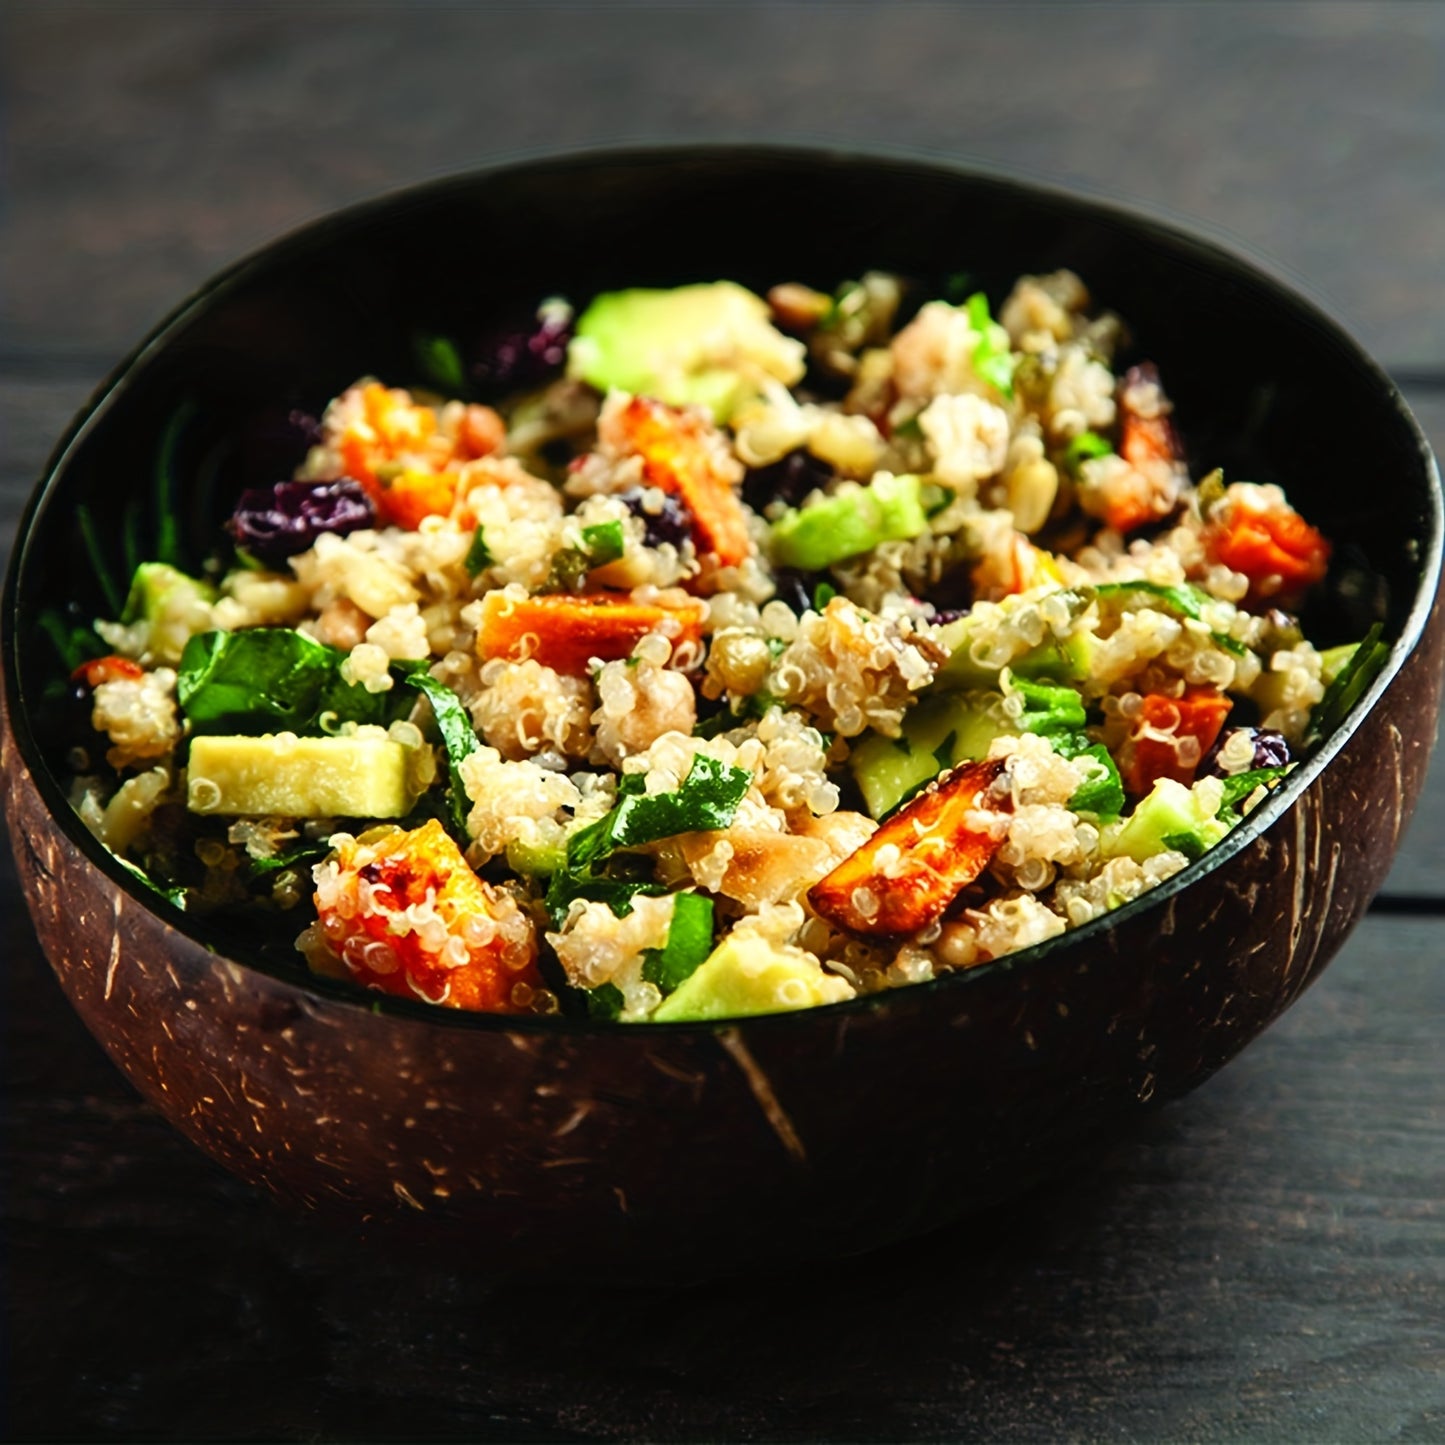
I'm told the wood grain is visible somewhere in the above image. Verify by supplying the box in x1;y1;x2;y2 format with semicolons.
2;2;1443;368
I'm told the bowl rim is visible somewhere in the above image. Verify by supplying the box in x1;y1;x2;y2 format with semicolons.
5;140;1442;1036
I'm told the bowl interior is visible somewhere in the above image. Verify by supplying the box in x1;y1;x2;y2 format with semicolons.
7;146;1440;1007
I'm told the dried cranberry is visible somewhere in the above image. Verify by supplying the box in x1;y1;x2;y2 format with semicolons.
471;304;573;397
227;478;375;566
618;488;691;550
1201;726;1291;777
742;449;834;515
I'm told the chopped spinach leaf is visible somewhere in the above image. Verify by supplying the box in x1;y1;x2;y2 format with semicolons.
547;755;751;924
585;982;625;1021
1063;430;1114;472
177;628;394;736
581;520;625;567
116;855;188;909
1161;830;1208;862
964;293;1016;398
1306;624;1389;747
1093;581;1247;656
1216;764;1292;824
1068;743;1125;821
391;661;480;838
413;332;467;395
463;525;493;577
640;892;716;994
245;839;331;880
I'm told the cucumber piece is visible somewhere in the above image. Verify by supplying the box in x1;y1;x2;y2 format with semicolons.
1102;777;1229;865
770;473;929;571
850;691;1009;819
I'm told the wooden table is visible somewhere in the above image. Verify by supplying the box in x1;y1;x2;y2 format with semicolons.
3;5;1441;1439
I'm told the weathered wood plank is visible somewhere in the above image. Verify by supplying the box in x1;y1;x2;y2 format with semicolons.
2;2;1442;369
3;897;1439;1441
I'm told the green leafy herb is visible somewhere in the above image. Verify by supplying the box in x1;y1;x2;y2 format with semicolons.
570;755;752;872
1161;830;1208;862
540;520;629;593
1216;764;1292;824
1068;743;1125;821
116;856;188;910
547;755;751;924
585;982;625;1021
413;332;467;395
1063;431;1114;472
245;839;332;880
640;892;716;994
1306;623;1389;747
1011;675;1089;745
463;525;493;577
964;293;1016;398
390;661;481;838
581;520;625;567
177;628;394;736
812;581;837;611
1093;581;1248;657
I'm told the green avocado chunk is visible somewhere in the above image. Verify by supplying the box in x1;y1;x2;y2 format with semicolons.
1103;777;1230;864
770;472;930;571
567;281;805;422
651;934;847;1022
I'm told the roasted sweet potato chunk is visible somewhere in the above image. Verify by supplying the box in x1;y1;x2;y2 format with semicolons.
809;757;1010;936
1118;686;1233;796
611;394;753;568
476;591;705;675
310;820;540;1012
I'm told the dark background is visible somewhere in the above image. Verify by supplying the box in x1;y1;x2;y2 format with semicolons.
2;4;1442;1440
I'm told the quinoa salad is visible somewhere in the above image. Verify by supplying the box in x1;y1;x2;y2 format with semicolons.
56;271;1386;1023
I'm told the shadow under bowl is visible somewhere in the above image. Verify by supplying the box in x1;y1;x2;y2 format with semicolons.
4;147;1442;1282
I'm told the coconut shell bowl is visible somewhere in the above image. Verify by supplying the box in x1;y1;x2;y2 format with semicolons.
3;148;1441;1282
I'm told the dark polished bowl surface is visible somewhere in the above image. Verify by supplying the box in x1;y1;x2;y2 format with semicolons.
4;147;1441;1282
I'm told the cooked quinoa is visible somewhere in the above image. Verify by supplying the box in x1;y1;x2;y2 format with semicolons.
57;270;1382;1023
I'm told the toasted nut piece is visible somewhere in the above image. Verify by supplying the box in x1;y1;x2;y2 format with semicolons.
808;757;1010;936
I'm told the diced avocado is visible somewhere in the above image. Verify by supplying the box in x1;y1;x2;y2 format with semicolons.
186;734;415;818
770;472;929;571
850;691;1009;819
567;281;805;422
1102;777;1229;864
651;933;848;1022
120;562;218;666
